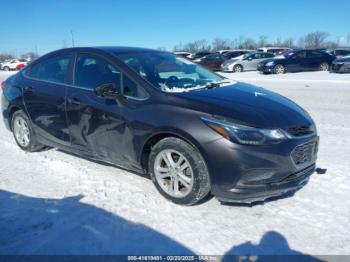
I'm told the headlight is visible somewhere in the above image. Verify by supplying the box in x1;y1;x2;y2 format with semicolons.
202;117;288;145
266;61;275;66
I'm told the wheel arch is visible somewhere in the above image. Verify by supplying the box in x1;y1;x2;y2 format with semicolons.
139;130;208;173
234;64;244;71
8;105;23;131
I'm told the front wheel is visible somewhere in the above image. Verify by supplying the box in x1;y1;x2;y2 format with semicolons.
3;66;10;71
233;65;243;73
148;137;210;205
319;62;329;71
11;110;45;152
274;64;286;74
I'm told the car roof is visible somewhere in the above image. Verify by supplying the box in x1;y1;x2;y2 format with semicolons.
47;46;165;56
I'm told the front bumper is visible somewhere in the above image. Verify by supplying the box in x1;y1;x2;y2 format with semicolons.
330;63;350;73
220;65;234;72
257;63;275;73
215;164;315;203
202;134;319;204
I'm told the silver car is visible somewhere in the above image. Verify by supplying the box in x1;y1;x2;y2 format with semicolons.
221;52;275;72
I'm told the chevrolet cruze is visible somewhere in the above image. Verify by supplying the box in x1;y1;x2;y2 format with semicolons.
1;47;319;205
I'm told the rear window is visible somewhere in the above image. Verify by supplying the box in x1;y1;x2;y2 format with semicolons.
25;55;72;84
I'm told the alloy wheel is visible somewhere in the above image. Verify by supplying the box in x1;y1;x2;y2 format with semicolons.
154;149;194;198
319;63;329;71
275;65;285;74
13;116;30;147
234;65;242;73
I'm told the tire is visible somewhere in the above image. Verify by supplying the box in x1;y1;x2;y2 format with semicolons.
233;65;243;73
319;62;329;71
148;137;210;205
274;64;286;74
3;66;10;71
11;110;45;152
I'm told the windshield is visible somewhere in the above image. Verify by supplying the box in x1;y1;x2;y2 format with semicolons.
116;52;226;93
229;53;252;61
280;51;295;58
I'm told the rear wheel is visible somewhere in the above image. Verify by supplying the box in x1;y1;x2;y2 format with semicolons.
233;65;243;73
274;64;286;74
11;110;45;152
319;62;329;71
3;66;10;71
148;137;210;205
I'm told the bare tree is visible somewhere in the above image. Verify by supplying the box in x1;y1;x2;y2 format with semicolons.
302;31;330;49
323;41;339;49
183;40;211;53
173;43;184;52
20;52;39;61
282;38;295;48
238;38;257;50
0;53;15;62
211;38;231;51
258;35;269;47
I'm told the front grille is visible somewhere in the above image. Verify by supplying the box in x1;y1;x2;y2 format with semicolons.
288;125;314;137
282;164;315;183
291;140;318;166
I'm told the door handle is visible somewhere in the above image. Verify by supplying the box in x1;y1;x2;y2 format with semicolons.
23;86;33;92
67;97;81;105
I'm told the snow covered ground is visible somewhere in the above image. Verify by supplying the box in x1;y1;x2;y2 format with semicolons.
0;70;350;257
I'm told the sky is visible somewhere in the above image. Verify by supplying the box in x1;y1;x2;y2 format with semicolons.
0;0;349;56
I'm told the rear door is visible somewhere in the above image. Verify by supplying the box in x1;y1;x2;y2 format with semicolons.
305;51;323;70
289;51;307;72
22;54;73;145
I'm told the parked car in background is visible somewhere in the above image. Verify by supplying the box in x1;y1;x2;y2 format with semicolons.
216;49;233;54
330;56;350;73
1;46;319;205
257;49;336;74
16;63;26;71
187;51;212;60
276;49;293;56
257;47;292;55
174;52;191;58
193;53;225;71
223;50;252;60
1;59;28;71
326;49;350;58
221;52;275;72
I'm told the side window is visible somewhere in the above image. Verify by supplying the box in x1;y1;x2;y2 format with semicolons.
295;51;306;59
39;55;71;84
25;63;41;78
75;54;121;90
308;51;322;58
122;74;148;99
253;53;262;59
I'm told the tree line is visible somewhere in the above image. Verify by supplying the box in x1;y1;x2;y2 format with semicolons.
0;52;39;62
172;31;350;53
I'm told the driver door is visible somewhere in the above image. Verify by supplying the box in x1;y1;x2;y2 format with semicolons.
66;53;127;162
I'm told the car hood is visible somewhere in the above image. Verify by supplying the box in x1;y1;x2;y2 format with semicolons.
334;57;350;63
171;82;313;129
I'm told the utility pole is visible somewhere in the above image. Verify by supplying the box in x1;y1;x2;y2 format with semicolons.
70;30;75;47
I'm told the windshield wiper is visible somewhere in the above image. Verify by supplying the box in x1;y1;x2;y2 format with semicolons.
202;80;232;90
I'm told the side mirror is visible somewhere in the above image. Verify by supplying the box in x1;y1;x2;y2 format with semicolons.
95;83;119;99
